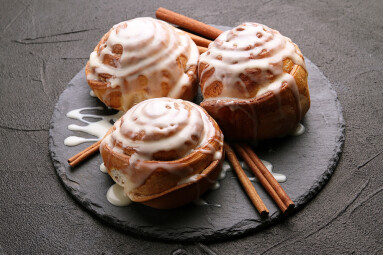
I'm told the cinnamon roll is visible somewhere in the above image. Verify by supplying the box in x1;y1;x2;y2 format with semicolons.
86;17;199;111
100;98;224;209
199;23;310;141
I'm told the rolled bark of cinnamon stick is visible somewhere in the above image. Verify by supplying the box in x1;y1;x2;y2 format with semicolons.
184;31;212;48
198;46;208;54
156;7;223;40
68;140;101;167
224;143;269;217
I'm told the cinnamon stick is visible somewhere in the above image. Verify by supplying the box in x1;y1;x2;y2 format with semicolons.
198;46;208;54
224;143;269;217
68;140;101;167
156;7;223;40
234;144;294;213
184;31;212;48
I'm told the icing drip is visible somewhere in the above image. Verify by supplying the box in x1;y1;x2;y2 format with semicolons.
87;17;199;111
193;198;221;208
106;184;132;206
177;173;200;185
289;123;305;136
100;163;108;173
210;181;220;190
219;161;232;180
64;107;123;146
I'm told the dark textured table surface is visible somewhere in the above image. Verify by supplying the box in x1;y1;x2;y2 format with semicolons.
1;0;382;254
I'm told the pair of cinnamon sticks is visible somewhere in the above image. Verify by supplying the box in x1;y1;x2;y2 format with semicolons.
68;140;101;167
225;143;294;216
67;7;294;215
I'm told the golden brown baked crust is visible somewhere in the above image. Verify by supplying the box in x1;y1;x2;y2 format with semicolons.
135;159;223;209
100;98;224;209
198;23;310;141
86;17;199;111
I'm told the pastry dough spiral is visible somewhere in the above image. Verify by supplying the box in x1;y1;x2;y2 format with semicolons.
86;17;199;111
199;22;310;140
100;98;224;208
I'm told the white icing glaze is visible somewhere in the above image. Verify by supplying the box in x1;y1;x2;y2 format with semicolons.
177;173;200;185
219;161;232;180
90;90;96;97
64;107;123;146
213;150;222;160
193;198;221;207
240;159;286;183
106;184;132;206
289;123;305;136
100;163;108;173
87;17;199;111
199;22;305;100
260;159;286;183
109;98;218;160
102;98;224;198
210;181;220;190
64;136;98;147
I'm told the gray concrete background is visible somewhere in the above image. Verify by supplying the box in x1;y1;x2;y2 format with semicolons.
0;0;382;254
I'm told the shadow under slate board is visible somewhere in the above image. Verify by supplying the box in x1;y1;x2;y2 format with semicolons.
49;25;344;241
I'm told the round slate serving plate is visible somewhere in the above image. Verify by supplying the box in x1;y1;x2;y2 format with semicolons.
49;26;344;241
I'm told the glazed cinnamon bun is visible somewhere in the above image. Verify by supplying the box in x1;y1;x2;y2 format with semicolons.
100;98;224;209
86;17;199;111
199;23;310;141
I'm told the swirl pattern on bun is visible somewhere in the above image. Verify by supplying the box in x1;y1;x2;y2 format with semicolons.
199;23;310;141
86;17;199;111
100;98;224;209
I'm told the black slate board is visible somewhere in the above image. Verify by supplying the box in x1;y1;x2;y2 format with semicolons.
49;29;344;240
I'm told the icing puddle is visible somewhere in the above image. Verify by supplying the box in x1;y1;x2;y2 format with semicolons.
64;107;123;146
65;95;303;207
240;160;287;183
107;184;132;206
